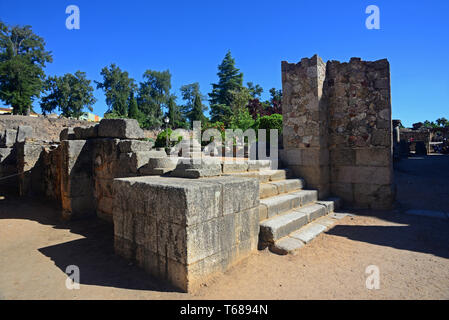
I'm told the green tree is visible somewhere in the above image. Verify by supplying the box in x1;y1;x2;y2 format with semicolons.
96;64;135;117
190;92;208;126
40;71;96;118
0;22;53;114
229;108;255;132
137;69;171;129
247;82;263;99
436;117;449;128
180;82;208;125
209;51;244;123
166;94;188;129
127;91;140;120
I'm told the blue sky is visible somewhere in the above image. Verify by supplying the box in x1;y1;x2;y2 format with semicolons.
1;0;448;127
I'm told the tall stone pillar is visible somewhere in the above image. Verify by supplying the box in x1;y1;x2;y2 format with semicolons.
281;55;330;198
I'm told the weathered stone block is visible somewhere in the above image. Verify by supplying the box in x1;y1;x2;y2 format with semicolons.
118;139;154;153
355;148;391;167
1;129;17;147
0;147;13;162
16;125;33;143
73;125;98;140
337;166;392;185
98;119;144;139
206;176;259;215
111;175;259;292
59;128;75;141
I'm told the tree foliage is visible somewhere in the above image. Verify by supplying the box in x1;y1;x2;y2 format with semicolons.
0;21;52;114
127;91;140;120
137;69;171;129
40;71;96;118
180;82;208;126
96;64;135;117
209;51;244;123
167;94;188;129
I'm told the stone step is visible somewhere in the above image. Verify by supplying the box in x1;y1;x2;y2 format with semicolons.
259;179;305;199
269;214;347;255
227;169;290;183
259;203;329;243
259;190;318;221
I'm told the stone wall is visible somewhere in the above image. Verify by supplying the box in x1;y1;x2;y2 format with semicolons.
281;56;330;198
325;58;393;209
12;118;165;221
400;129;431;153
112;175;260;292
0;115;96;142
282;55;394;209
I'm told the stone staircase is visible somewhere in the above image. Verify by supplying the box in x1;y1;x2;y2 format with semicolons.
224;161;342;255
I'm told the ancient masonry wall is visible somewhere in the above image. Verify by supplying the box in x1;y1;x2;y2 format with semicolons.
282;55;394;209
6;119;165;221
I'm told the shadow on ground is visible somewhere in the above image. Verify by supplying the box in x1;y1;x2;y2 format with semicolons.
327;210;449;259
327;154;449;259
0;194;181;293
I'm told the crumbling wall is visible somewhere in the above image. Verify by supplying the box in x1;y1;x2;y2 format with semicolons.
282;55;394;209
325;58;394;209
0;115;96;142
11;118;165;221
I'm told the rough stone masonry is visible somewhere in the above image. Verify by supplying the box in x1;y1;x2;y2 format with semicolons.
281;55;394;209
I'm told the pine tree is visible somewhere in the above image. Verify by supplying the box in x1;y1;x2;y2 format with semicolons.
209;51;243;123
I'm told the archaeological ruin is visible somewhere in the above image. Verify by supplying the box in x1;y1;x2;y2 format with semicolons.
0;55;394;292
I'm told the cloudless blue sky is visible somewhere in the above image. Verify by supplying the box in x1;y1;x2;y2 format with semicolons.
1;0;448;127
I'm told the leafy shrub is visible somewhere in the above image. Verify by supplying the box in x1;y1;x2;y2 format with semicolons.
258;114;283;142
155;128;183;148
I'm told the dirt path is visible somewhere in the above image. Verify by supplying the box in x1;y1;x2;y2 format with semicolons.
1;155;449;300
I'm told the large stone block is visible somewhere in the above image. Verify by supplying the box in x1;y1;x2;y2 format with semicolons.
336;166;392;185
112;175;259;292
59;128;75;141
73;125;98;140
98;119;144;139
0;147;13;162
1;129;17;147
16;125;33;143
118;139;154;153
355;148;391;167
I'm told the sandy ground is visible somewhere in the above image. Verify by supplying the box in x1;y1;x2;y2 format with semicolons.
1;155;449;300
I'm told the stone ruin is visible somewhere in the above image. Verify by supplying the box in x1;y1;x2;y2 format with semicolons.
281;55;394;209
0;55;394;292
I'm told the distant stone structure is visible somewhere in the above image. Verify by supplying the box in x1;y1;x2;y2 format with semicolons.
281;55;394;209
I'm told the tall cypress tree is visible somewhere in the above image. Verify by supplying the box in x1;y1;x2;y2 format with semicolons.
190;92;207;126
127;91;139;120
209;51;243;123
